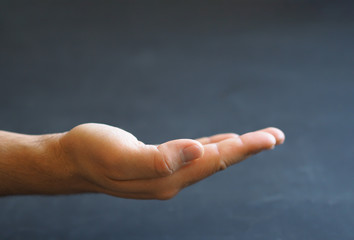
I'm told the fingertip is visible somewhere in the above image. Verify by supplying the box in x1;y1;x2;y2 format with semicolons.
262;132;277;149
263;127;285;145
239;131;276;154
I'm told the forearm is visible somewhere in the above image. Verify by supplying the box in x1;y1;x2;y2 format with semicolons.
0;130;87;196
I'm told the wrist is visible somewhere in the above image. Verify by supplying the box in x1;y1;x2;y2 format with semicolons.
35;132;95;195
0;131;92;195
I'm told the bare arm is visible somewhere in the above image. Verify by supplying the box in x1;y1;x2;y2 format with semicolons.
0;130;87;195
0;124;285;199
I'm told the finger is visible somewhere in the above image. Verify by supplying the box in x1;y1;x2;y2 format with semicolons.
102;131;279;198
97;178;180;200
155;139;204;175
93;172;175;199
174;130;279;188
196;133;239;145
118;139;204;180
99;186;179;200
257;127;285;145
104;128;284;199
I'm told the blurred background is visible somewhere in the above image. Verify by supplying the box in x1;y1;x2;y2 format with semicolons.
1;0;353;239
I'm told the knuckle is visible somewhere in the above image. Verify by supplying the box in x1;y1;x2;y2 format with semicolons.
211;143;228;172
154;151;174;177
228;133;239;138
218;160;228;171
232;135;244;147
199;137;210;144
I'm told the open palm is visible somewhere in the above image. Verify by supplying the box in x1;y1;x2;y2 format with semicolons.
59;123;285;199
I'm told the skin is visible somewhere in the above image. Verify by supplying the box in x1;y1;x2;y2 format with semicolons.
0;123;285;200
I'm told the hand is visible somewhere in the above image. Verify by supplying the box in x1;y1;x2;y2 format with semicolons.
59;123;285;200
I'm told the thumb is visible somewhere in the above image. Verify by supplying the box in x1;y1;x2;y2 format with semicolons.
155;139;204;176
113;139;204;181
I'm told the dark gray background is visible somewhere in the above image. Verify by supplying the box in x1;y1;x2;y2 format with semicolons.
1;1;354;239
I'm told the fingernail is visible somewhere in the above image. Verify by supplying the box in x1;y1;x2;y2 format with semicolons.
182;144;203;162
